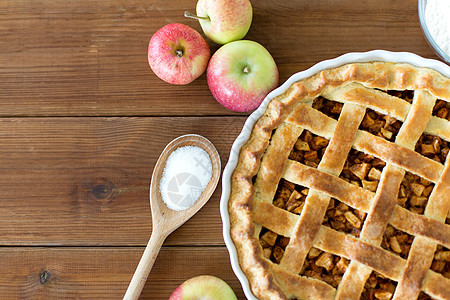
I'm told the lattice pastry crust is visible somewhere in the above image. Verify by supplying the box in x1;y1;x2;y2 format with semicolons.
229;62;450;300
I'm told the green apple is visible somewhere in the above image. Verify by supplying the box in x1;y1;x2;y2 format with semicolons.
168;275;237;300
207;40;278;112
184;0;252;45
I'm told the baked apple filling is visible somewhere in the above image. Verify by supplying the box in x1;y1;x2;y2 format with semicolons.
259;227;289;264
359;108;402;142
431;245;450;279
273;179;309;215
381;225;413;259
362;271;398;300
415;133;449;164
312;96;343;120
432;99;450;120
397;171;435;215
300;247;349;288
340;148;386;192
323;198;366;238
288;130;330;169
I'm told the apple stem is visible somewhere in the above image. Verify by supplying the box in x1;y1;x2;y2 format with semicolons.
184;11;209;20
243;66;250;74
176;49;183;58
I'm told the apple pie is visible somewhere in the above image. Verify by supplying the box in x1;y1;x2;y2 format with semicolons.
229;62;450;299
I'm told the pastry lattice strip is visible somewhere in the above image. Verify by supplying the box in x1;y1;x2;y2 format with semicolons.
384;86;449;299
286;103;444;183
279;102;366;274
332;87;442;298
252;84;450;299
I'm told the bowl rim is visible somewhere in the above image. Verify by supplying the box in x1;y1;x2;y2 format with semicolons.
418;0;450;64
219;50;450;300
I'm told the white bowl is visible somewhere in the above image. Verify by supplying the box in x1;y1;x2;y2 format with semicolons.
418;0;450;64
219;50;450;299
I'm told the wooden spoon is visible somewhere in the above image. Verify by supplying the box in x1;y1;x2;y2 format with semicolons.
123;134;221;300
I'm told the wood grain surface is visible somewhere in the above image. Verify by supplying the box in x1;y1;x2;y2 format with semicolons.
0;116;245;246
1;0;436;117
0;247;245;299
0;0;443;298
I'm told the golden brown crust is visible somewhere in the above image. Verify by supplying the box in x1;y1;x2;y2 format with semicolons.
228;62;450;299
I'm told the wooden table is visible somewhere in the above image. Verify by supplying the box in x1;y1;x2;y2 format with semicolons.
0;0;441;298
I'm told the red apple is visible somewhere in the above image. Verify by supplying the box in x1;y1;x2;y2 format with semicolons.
169;275;237;300
207;40;278;112
148;23;210;85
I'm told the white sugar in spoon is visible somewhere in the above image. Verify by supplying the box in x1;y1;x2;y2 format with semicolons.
123;134;221;300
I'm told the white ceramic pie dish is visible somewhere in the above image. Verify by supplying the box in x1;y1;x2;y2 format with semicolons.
219;50;450;299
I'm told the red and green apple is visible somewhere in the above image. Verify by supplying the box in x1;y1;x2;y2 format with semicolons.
148;23;210;85
206;40;279;112
185;0;252;45
168;275;237;300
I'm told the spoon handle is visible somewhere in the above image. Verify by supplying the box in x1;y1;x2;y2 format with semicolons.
123;230;166;300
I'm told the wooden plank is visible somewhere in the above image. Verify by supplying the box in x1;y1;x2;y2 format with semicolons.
0;116;246;246
0;246;245;299
0;0;437;116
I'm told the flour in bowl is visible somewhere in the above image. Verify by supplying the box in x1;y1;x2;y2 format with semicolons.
425;0;450;56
